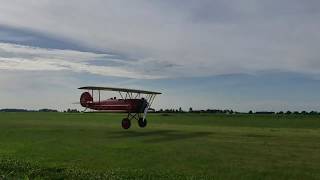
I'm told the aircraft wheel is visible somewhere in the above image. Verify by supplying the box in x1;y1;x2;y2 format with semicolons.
122;118;131;129
138;118;147;128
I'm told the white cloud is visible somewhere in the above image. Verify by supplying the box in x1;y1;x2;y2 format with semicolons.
1;0;320;111
0;42;164;79
0;0;319;77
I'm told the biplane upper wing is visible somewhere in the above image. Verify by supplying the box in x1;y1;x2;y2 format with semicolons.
78;86;161;95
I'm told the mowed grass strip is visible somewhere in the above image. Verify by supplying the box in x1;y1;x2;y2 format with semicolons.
0;112;320;179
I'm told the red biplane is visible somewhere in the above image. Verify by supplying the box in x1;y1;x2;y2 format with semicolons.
78;86;161;129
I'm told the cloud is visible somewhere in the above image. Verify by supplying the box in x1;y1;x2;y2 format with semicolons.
0;42;165;79
0;0;319;78
1;1;320;111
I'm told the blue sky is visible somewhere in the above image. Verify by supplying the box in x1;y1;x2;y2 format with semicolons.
0;0;320;112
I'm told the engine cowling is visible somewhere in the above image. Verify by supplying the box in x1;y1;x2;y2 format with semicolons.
80;92;93;107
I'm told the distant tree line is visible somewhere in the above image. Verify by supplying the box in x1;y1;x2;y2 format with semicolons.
0;108;79;113
155;108;237;114
0;108;59;112
63;109;80;113
1;108;320;115
0;109;35;112
248;110;320;115
154;108;320;115
39;109;59;112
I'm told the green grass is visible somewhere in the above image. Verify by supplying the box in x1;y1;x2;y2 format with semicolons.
0;112;320;179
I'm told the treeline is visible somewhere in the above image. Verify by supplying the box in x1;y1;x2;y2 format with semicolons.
1;108;320;115
155;108;236;114
0;108;82;113
249;110;320;115
155;108;320;115
0;109;59;112
63;109;80;113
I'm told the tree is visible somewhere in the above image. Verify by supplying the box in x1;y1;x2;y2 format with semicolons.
248;110;253;114
310;111;318;115
66;109;79;113
285;111;292;115
277;111;284;114
189;107;193;113
39;109;58;112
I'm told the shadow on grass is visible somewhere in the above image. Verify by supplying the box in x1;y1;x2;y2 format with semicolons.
108;130;212;143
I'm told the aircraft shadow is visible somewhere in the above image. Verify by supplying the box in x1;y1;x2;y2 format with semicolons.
108;130;212;143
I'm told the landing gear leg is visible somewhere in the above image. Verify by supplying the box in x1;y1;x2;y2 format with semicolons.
138;107;149;128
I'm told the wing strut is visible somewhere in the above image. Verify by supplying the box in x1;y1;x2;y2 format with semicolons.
142;93;157;121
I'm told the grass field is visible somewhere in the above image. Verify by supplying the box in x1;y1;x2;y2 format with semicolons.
0;112;320;179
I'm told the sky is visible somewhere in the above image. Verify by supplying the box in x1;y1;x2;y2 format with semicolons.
0;0;320;112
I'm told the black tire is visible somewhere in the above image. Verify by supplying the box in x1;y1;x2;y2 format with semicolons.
122;118;131;129
138;118;147;128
